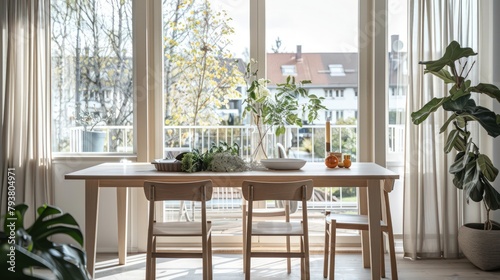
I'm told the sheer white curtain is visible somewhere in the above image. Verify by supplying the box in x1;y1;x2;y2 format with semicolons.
0;0;52;222
404;0;480;259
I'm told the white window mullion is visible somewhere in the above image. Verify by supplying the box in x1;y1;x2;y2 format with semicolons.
250;0;266;79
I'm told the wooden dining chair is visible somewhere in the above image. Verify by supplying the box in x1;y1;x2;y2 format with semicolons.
241;143;297;274
323;183;397;280
143;180;213;280
242;179;314;280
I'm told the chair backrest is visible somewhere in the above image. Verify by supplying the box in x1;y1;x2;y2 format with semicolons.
143;180;213;202
241;180;314;201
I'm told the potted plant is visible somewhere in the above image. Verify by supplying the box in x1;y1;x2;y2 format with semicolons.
77;106;107;152
0;204;90;279
411;41;500;270
243;60;326;161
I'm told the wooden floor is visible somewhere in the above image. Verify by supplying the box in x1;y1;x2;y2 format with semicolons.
94;252;500;280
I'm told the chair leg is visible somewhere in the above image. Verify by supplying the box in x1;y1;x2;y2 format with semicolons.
329;220;336;280
152;237;156;279
146;243;151;280
388;230;398;280
300;236;305;279
381;233;386;278
242;204;247;274
302;222;311;280
323;212;331;278
286;235;292;274
208;232;213;280
245;230;251;280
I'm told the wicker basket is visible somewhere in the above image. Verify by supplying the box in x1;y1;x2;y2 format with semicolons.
151;159;182;172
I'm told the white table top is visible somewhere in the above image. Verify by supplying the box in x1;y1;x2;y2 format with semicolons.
65;162;399;188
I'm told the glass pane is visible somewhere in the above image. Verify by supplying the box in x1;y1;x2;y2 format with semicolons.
162;0;249;159
387;0;408;161
266;0;359;213
51;0;134;153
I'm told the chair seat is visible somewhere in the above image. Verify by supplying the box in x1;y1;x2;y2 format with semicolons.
326;213;387;230
251;221;304;235
153;222;212;236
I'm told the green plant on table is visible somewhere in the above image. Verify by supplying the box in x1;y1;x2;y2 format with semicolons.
242;60;326;159
178;141;246;172
411;41;500;230
0;204;90;279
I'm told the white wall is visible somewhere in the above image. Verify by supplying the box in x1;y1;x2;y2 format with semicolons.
52;157;135;252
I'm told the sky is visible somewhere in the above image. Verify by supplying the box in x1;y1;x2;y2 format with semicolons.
212;0;408;56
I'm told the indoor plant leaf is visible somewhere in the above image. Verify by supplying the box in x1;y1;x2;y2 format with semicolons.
444;129;460;153
439;114;457;133
419;41;477;72
469;83;500;103
442;94;471;111
0;243;63;279
461;105;500;137
411;97;450;125
423;68;455;83
477;154;499;182
482;179;500;211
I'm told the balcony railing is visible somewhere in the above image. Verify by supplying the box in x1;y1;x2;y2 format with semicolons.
70;124;404;155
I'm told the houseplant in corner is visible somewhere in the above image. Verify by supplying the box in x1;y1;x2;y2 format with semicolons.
411;41;500;270
0;204;90;279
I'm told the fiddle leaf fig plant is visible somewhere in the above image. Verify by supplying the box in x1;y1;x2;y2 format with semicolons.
411;41;500;230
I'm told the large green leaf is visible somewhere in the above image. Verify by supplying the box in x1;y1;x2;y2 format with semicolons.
483;179;500;210
439;114;457;133
38;244;90;280
411;97;449;124
442;94;471;112
419;41;477;72
461;105;500;137
449;151;467;174
450;80;471;100
423;68;455;83
477;154;499;182
28;205;83;248
463;160;483;202
453;167;466;189
444;129;460;153
469;83;500;103
0;243;63;280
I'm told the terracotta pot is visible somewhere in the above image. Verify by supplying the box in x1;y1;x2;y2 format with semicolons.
458;222;500;271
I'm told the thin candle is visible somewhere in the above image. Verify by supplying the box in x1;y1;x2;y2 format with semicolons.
326;118;331;153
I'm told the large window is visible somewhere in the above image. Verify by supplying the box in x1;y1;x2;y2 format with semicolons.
157;0;361;244
51;0;134;153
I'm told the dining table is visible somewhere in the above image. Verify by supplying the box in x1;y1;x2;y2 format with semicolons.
65;161;399;279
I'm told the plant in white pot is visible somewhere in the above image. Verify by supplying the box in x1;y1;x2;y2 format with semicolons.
411;41;500;270
77;105;107;152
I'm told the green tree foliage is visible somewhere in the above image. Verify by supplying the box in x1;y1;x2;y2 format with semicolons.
163;0;243;126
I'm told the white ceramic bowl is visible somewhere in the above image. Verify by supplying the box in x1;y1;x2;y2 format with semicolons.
260;158;307;170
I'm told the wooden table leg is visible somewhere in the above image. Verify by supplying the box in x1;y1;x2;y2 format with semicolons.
117;187;129;265
85;180;100;279
367;180;382;280
359;187;370;268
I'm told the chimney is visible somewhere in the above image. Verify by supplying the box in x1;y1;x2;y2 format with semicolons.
296;45;302;62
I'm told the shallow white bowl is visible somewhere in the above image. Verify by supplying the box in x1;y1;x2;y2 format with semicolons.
260;158;307;170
